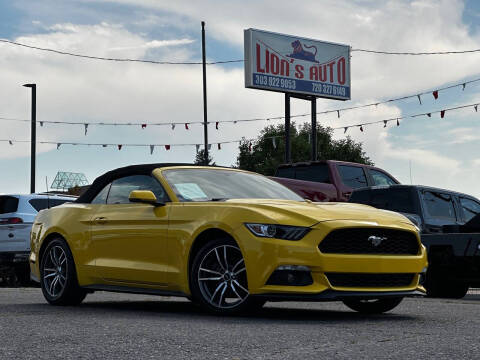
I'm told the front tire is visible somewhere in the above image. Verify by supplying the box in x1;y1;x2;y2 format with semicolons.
190;237;265;314
40;238;87;305
343;297;403;314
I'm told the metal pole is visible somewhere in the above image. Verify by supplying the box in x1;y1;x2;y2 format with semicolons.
23;83;36;193
285;93;291;163
201;21;209;165
311;97;317;161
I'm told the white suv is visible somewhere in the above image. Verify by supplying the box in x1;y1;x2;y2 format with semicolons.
0;193;76;285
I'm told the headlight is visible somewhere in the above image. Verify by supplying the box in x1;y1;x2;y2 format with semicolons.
245;223;310;240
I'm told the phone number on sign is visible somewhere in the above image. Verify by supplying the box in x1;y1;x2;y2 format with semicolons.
255;75;296;90
312;83;346;97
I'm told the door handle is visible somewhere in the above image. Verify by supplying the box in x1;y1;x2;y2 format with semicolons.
93;217;108;225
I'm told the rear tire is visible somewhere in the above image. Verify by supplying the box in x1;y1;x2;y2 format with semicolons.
40;238;87;305
343;297;403;314
190;237;265;314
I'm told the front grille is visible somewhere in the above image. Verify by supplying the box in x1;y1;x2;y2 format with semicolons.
319;228;419;255
326;273;415;288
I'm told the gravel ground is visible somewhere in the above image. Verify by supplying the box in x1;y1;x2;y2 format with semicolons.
0;288;479;359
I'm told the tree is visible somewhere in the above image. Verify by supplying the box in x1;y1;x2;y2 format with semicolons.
236;122;373;175
194;149;216;166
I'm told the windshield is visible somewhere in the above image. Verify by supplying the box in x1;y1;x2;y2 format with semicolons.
163;168;304;202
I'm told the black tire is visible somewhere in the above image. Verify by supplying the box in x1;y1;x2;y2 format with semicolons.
190;237;265;314
343;297;403;314
40;238;87;305
425;269;468;299
438;282;469;299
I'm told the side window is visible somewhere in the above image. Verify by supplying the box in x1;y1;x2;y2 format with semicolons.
370;188;414;213
0;196;19;214
92;184;111;204
421;191;456;220
338;165;368;189
460;198;480;222
295;164;330;183
106;175;167;205
370;169;397;186
29;199;73;212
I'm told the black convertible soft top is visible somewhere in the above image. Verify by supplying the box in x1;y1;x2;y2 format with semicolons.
75;163;192;203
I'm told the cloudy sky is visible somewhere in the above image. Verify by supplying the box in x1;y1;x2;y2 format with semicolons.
1;0;480;197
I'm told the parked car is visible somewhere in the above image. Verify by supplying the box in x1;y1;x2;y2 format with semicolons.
0;193;76;285
30;163;426;314
349;185;480;298
271;160;399;202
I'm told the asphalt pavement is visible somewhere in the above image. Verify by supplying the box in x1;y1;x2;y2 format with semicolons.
0;288;479;359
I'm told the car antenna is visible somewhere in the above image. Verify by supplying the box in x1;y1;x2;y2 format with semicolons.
45;176;51;209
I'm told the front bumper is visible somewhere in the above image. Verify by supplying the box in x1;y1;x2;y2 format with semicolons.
254;289;425;302
237;221;428;297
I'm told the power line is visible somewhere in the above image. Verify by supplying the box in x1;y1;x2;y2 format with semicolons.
0;39;243;65
351;48;480;55
2;101;478;150
3;38;480;66
337;101;479;132
1;74;479;128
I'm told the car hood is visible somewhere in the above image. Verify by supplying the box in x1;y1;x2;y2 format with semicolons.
226;199;414;228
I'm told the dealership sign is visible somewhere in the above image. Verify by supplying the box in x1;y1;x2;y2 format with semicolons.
244;29;351;100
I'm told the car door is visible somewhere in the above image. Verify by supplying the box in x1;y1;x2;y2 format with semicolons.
90;174;170;287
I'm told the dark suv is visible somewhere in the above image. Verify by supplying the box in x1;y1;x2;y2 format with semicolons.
349;185;480;298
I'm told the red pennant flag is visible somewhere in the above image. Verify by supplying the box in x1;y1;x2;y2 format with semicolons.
432;90;439;99
165;145;171;150
383;120;387;128
215;122;219;130
118;145;122;150
441;110;445;118
141;124;147;129
218;143;221;150
359;125;363;132
185;123;189;130
396;119;400;126
426;113;431;117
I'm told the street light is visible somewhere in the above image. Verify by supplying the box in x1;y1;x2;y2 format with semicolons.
23;83;36;194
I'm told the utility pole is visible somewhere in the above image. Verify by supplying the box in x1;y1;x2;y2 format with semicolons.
284;93;291;163
23;83;36;193
201;21;209;165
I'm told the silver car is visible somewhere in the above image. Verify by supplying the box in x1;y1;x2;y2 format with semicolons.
0;193;76;285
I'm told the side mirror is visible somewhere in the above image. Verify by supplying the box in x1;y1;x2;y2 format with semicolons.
129;190;164;206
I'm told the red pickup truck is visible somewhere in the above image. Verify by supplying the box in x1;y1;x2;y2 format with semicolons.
271;160;399;202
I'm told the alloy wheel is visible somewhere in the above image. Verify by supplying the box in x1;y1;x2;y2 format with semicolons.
197;245;249;309
42;245;68;298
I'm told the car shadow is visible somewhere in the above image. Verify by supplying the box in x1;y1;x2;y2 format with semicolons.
58;298;418;324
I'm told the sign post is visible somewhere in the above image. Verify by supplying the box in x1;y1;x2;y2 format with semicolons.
244;29;350;162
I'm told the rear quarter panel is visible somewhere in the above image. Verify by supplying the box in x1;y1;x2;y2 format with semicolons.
30;203;98;285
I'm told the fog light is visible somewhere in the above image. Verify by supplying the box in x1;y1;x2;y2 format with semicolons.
266;265;313;286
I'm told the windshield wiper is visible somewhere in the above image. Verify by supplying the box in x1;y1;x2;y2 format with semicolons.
208;198;229;202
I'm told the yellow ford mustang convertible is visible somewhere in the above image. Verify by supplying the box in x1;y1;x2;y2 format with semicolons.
30;164;427;314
